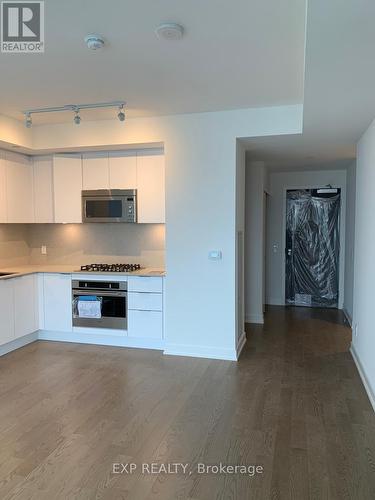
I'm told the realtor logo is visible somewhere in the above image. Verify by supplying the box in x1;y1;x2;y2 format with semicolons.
1;1;44;53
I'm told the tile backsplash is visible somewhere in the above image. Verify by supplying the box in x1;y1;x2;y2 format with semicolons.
0;225;30;267
0;223;165;268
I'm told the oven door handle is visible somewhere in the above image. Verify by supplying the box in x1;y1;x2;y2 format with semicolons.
73;290;127;297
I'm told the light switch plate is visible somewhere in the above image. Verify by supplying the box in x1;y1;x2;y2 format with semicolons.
208;250;222;260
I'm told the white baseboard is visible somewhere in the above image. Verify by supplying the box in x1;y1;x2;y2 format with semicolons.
236;332;247;359
245;314;264;324
342;308;353;326
0;332;38;357
164;343;238;361
350;344;375;412
38;330;165;351
2;331;239;362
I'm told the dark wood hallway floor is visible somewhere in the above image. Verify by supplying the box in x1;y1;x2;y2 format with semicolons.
0;306;374;499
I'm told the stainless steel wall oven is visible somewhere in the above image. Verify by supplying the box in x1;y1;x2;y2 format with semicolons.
72;279;127;330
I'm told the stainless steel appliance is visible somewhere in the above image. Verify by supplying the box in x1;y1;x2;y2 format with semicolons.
72;279;127;330
82;189;137;223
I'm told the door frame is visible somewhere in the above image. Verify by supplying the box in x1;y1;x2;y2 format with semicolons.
281;184;346;309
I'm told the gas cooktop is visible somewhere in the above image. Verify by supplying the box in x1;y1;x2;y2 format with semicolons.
80;263;142;273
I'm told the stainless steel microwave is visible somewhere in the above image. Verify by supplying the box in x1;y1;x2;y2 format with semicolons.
82;189;137;223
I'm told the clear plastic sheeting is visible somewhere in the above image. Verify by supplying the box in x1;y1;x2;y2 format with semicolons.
285;189;340;308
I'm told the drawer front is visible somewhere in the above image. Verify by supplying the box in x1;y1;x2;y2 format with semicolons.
128;310;163;339
128;292;162;311
128;277;163;293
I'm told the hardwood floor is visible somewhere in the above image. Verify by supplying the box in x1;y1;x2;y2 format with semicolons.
0;306;374;499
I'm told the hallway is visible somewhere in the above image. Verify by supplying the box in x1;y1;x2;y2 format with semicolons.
244;306;375;499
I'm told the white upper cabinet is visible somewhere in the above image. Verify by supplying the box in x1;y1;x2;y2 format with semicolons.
33;156;54;223
5;153;34;223
0;149;165;225
82;153;109;190
0;157;6;223
109;152;137;189
53;154;83;223
136;153;165;223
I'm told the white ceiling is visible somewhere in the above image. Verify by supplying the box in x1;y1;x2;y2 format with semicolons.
246;0;375;169
0;0;306;124
243;134;355;170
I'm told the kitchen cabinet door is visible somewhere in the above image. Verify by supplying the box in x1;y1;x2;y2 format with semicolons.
128;310;163;339
136;154;165;223
5;155;34;223
128;292;162;311
14;275;37;338
82;153;109;190
0;158;6;223
128;277;163;293
0;279;15;345
53;155;82;223
33;156;54;223
43;274;72;332
109;153;137;189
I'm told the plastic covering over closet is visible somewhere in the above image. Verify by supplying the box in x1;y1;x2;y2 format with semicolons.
285;189;340;308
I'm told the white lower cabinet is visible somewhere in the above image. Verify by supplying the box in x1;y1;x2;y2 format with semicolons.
14;275;38;338
128;292;162;311
128;276;163;293
0;274;38;347
127;277;163;339
0;279;15;345
43;274;72;332
128;310;163;339
1;273;164;352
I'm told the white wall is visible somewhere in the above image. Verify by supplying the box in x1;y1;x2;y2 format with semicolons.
265;168;347;307
0;105;303;360
352;119;375;406
343;162;356;323
245;160;267;323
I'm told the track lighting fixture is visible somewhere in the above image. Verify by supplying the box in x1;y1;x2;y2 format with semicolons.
25;113;32;128
73;108;81;125
117;104;125;122
22;101;126;127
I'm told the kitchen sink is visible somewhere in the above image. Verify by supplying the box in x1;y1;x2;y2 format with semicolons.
0;272;18;277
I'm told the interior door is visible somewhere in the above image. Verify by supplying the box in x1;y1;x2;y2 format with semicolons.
285;188;341;308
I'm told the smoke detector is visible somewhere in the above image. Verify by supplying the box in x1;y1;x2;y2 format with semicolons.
85;34;105;50
155;23;184;41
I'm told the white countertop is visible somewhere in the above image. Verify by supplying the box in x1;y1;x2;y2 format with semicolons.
0;265;166;280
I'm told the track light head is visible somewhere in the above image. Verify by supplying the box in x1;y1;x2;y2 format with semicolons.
25;113;32;128
74;109;81;125
117;104;125;122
